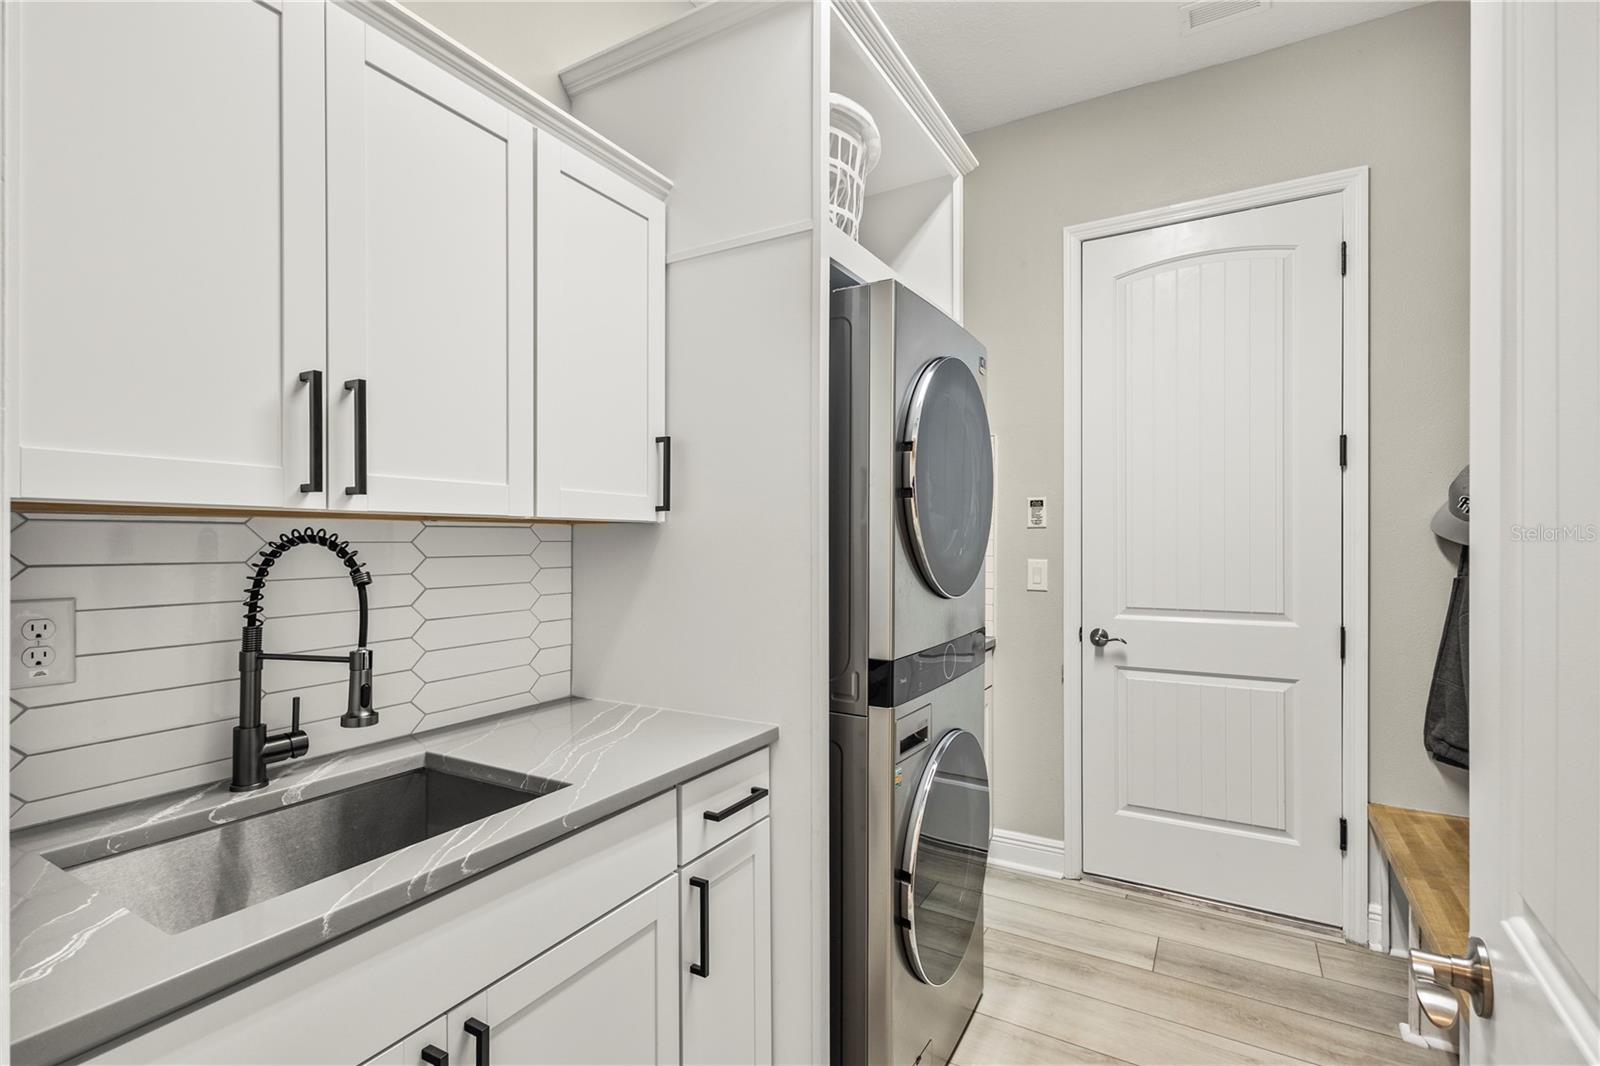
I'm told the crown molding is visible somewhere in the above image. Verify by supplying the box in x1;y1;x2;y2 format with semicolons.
337;0;672;199
559;2;778;99
830;1;977;177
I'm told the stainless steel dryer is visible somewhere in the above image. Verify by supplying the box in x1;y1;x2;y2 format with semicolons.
830;281;992;1066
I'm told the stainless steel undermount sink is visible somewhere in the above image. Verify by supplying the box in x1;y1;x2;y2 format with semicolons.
57;767;568;935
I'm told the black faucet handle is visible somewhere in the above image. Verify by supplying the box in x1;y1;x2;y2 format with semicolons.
291;696;302;734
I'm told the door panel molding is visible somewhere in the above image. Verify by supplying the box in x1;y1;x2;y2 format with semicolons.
1063;167;1369;941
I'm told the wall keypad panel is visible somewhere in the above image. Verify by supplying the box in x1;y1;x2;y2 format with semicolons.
9;514;573;828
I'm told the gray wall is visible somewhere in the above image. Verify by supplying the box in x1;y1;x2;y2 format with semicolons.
968;1;1470;842
400;0;691;111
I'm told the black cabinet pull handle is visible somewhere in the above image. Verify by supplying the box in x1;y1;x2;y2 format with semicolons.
690;875;711;978
420;1045;449;1066
463;1017;490;1066
344;378;368;496
655;435;671;513
298;370;324;494
703;786;767;823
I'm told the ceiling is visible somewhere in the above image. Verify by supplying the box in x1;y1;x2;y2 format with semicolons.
872;1;1425;134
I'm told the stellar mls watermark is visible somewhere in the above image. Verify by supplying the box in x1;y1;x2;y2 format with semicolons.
1510;523;1599;543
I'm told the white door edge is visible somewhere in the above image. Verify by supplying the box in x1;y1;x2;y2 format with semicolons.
1061;167;1371;943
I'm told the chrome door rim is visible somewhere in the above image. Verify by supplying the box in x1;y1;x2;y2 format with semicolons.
898;727;991;986
900;357;994;599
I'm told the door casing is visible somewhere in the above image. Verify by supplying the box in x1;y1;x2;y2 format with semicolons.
1062;168;1370;941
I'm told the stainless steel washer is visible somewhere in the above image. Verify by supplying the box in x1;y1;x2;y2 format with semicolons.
830;281;991;1066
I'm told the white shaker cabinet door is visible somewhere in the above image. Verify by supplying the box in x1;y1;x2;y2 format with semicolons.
681;821;772;1066
365;1016;448;1066
326;8;533;517
10;0;326;508
480;875;680;1065
534;130;667;521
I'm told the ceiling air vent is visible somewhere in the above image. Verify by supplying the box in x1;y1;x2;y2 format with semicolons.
1180;0;1269;34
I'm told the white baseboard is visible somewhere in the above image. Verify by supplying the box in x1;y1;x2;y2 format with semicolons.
989;829;1067;879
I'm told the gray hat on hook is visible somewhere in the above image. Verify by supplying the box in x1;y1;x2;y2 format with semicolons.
1431;466;1470;545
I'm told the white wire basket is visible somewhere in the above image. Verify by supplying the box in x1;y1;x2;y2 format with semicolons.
828;93;882;240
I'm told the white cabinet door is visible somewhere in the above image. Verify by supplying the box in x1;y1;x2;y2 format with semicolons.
480;875;679;1065
10;0;325;508
681;821;772;1066
534;130;666;521
365;1016;447;1066
326;8;533;517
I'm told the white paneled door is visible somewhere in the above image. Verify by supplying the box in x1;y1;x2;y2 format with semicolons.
11;0;325;508
534;131;667;521
1468;3;1599;1061
326;6;533;517
1080;194;1346;924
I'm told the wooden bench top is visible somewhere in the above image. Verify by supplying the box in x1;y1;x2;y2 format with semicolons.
1369;802;1470;956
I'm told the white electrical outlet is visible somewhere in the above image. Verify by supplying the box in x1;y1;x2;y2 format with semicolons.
13;598;77;688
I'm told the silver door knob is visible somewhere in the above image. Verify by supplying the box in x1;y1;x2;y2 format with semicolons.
1088;628;1126;648
1410;937;1493;1028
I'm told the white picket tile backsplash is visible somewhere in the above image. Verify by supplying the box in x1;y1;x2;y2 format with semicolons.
8;515;576;828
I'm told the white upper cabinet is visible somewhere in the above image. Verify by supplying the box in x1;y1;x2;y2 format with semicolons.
9;0;668;521
9;0;326;509
534;131;667;522
325;7;534;517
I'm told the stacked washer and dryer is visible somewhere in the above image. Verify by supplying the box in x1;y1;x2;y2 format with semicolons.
829;281;994;1066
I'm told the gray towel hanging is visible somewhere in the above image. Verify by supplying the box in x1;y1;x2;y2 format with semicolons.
1424;548;1469;769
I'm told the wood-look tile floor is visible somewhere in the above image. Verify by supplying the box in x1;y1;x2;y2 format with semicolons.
951;869;1454;1066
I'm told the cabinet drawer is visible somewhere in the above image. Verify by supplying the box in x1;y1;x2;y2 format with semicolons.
679;749;770;863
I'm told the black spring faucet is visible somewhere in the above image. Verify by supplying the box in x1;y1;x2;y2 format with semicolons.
231;528;377;792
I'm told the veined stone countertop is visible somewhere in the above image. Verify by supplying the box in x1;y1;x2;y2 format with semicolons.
9;698;777;1065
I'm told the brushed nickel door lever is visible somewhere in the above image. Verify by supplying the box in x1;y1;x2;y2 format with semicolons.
1410;936;1493;1028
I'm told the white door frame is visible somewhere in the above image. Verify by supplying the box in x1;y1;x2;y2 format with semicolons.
1062;167;1370;941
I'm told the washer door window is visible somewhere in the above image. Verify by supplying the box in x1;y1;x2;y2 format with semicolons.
899;728;990;986
901;358;994;598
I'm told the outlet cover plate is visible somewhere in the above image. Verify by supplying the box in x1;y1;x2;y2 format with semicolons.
13;598;76;688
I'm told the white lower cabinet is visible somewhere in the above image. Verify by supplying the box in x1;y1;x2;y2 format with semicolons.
88;764;771;1066
368;1017;449;1066
681;821;773;1066
470;877;680;1065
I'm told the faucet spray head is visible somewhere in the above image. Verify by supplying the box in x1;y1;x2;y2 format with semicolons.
341;647;378;728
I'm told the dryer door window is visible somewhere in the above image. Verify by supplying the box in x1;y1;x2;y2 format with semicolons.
899;728;990;986
901;358;994;599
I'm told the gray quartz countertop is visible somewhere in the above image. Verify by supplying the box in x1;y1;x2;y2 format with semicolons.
9;698;777;1065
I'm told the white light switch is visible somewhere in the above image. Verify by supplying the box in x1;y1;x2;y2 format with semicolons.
1026;559;1049;591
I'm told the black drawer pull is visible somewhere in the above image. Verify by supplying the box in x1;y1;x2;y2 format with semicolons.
420;1045;448;1066
344;378;368;497
298;369;324;494
656;435;672;513
463;1017;489;1066
690;875;711;978
702;786;767;823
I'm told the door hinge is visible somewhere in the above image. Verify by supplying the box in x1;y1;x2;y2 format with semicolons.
1339;817;1349;853
1339;625;1347;660
1078;626;1083;643
1339;433;1348;469
1340;241;1348;276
